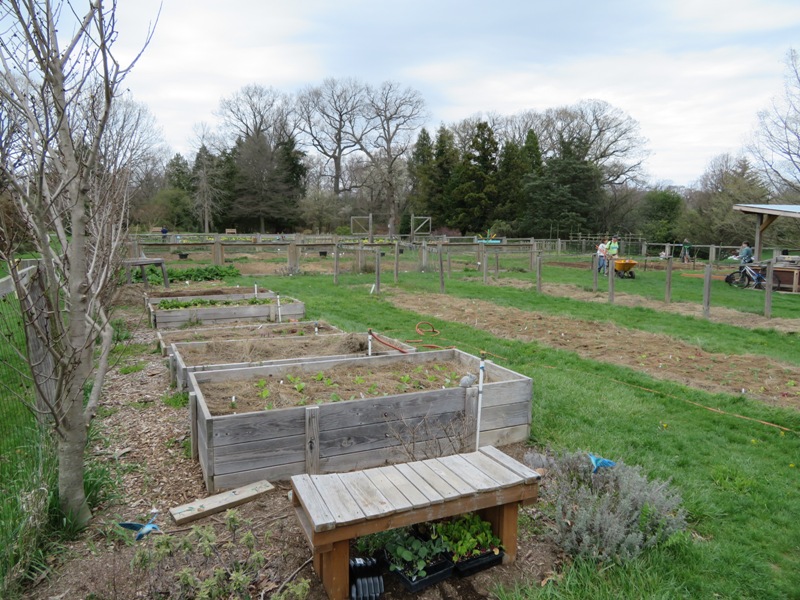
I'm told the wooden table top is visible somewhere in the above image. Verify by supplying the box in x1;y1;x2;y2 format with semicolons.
291;446;540;534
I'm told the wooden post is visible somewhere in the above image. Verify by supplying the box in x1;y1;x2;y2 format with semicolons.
213;241;223;266
703;263;712;319
421;239;428;271
765;259;774;318
189;392;198;460
592;254;598;292
357;240;364;273
494;249;499;276
480;503;520;563
305;406;320;474
536;253;543;293
287;242;299;272
439;244;445;293
394;241;399;284
333;244;340;285
665;257;673;304
529;240;535;271
375;248;381;295
447;247;452;277
608;259;615;304
483;246;488;284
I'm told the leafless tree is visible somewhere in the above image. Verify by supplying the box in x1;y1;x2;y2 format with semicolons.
357;81;426;236
295;77;370;195
751;49;800;194
535;100;648;186
217;83;295;147
0;0;155;525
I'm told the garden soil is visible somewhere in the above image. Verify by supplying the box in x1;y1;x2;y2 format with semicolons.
22;276;799;600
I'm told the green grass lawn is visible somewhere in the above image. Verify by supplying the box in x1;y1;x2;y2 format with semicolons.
239;271;800;599
3;259;800;598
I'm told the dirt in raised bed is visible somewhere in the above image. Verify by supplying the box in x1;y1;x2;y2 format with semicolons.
179;332;404;366
161;321;338;346
201;359;477;415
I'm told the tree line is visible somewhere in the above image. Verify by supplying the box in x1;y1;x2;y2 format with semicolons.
127;58;800;247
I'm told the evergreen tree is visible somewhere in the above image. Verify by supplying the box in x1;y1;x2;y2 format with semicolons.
522;138;604;238
231;133;306;233
407;128;435;215
448;122;499;235
494;130;544;234
428;126;460;232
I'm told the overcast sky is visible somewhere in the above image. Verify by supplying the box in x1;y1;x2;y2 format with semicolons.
113;0;800;187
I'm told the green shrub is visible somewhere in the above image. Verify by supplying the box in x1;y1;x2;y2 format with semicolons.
544;450;686;563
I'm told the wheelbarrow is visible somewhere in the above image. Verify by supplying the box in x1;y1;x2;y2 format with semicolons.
613;258;637;278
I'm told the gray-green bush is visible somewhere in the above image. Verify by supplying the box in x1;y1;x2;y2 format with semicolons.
544;451;686;563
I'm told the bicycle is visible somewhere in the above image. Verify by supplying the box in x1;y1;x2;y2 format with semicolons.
725;262;780;291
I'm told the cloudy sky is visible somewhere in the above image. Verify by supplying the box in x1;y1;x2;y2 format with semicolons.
113;0;800;187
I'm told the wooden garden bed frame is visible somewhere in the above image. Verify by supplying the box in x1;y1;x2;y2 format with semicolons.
188;349;532;492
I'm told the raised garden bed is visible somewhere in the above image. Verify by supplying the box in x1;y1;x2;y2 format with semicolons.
156;321;341;356
171;332;417;391
188;349;532;492
147;291;305;328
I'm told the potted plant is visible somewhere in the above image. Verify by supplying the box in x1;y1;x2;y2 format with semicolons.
434;512;504;577
384;527;453;592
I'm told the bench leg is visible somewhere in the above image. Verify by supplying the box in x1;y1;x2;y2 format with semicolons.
480;502;520;563
160;262;170;288
318;539;349;600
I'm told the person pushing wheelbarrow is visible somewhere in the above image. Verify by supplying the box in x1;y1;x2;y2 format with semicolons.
608;235;638;278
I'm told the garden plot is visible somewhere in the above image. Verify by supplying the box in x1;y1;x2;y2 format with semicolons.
171;331;416;391
188;348;532;492
147;291;305;328
156;321;341;357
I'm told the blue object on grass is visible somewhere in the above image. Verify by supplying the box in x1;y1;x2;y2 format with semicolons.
118;515;160;540
588;453;616;473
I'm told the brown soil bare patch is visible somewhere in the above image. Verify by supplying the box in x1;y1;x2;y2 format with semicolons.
200;359;468;414
384;287;800;410
178;332;399;368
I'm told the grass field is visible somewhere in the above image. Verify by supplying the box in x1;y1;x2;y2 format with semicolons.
234;269;800;599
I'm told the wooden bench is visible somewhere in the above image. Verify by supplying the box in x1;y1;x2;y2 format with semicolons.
224;228;237;234
290;446;540;600
123;257;170;289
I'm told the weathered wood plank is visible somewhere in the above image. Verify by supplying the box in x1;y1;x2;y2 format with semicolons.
479;424;530;447
211;406;306;445
292;475;336;532
213;461;305;490
310;474;366;526
460;451;520;488
422;458;476;496
481;401;532;430
319;388;465;431
406;461;461;500
436;454;498;492
479;446;541;484
169;480;274;525
393;462;445;504
212;434;305;474
364;467;416;511
318;410;463;456
318;435;463;474
337;472;395;519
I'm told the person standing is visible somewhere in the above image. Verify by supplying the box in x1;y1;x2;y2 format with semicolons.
739;242;754;265
597;237;608;274
607;236;620;258
680;238;692;263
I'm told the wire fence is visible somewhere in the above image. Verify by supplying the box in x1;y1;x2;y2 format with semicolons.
0;274;54;594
